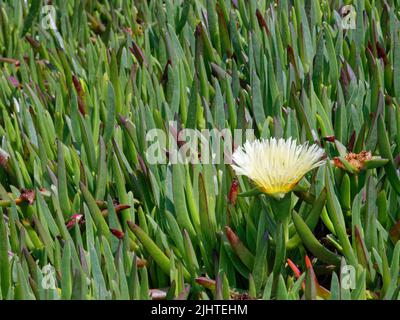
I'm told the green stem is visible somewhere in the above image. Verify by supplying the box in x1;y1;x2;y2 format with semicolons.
283;214;289;244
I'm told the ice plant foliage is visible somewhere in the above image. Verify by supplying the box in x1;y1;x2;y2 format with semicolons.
1;0;400;301
231;138;325;198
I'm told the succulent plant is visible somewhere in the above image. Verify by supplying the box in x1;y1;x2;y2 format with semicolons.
0;0;399;300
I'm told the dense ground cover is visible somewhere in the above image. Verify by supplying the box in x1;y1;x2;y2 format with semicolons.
0;0;400;300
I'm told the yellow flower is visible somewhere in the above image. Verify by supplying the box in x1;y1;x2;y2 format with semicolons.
231;138;325;199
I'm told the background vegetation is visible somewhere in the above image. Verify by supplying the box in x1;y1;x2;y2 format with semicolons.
0;0;400;300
